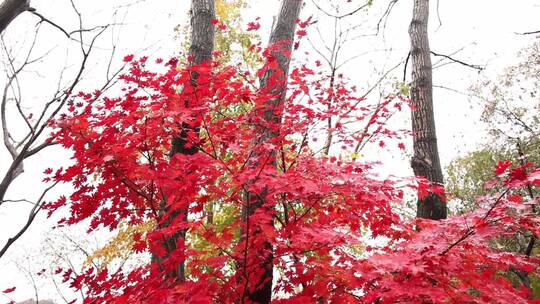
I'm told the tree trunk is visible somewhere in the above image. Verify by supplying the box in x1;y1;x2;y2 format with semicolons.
240;0;303;302
153;0;215;282
408;0;446;220
187;0;215;67
0;0;30;34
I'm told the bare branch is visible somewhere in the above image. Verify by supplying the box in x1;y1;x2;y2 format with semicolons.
311;0;371;19
0;181;60;258
0;198;36;205
403;51;410;82
433;84;471;96
435;0;442;29
25;140;57;159
430;50;484;71
69;24;114;36
0;19;109;205
29;9;70;38
374;0;399;37
516;29;540;35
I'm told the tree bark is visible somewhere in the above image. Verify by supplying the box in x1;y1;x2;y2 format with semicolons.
153;0;215;282
408;0;446;220
240;1;303;303
0;0;30;34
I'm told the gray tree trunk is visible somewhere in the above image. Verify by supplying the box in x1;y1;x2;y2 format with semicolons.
188;0;215;66
240;0;303;303
0;0;30;34
153;0;215;282
408;0;446;220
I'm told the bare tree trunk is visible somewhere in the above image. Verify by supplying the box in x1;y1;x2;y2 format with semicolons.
172;0;216;155
408;0;446;220
187;0;215;67
240;1;303;303
0;0;30;34
152;0;215;282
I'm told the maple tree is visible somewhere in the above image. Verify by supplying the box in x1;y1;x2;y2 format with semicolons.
28;4;539;304
39;51;540;304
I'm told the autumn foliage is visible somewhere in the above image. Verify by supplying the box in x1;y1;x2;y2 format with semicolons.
42;47;540;303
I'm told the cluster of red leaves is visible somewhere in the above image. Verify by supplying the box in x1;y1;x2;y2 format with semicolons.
43;53;539;303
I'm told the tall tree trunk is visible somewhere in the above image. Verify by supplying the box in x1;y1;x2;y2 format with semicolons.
153;0;215;282
408;0;446;220
240;0;303;302
0;0;30;34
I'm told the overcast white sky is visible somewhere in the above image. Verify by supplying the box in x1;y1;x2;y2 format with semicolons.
0;0;539;302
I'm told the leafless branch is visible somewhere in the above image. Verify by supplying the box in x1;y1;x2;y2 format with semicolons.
435;0;442;29
373;0;399;37
0;181;60;258
516;29;540;35
311;0;372;19
433;84;472;96
0;198;36;205
0;23;105;204
0;1;131;260
430;51;484;71
403;51;410;82
29;9;70;38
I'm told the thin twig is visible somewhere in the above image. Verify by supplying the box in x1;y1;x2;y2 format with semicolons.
516;30;540;35
0;181;60;258
311;0;371;19
430;51;484;71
